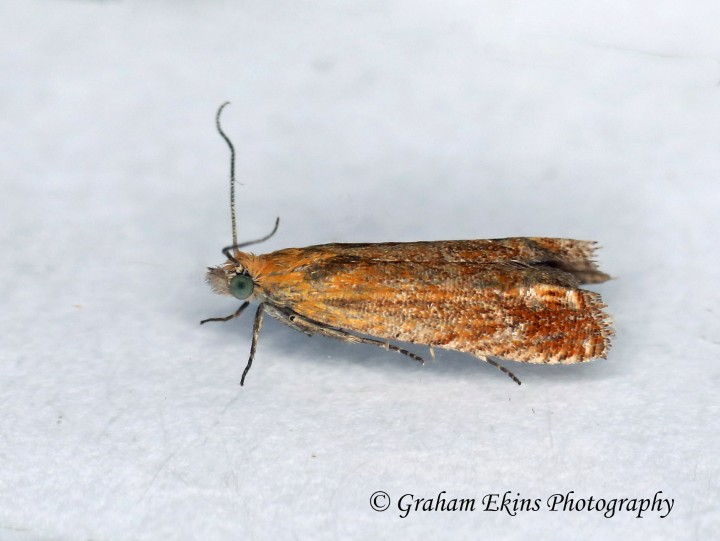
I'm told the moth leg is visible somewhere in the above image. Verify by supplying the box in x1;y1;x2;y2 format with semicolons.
240;303;265;386
266;306;425;365
200;301;250;325
483;357;522;386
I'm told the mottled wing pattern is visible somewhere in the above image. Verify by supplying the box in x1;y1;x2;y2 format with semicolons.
243;238;612;364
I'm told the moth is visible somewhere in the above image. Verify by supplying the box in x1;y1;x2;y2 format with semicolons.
203;103;613;385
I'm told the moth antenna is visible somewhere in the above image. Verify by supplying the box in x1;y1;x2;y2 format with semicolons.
485;358;522;386
216;102;280;263
215;102;238;248
221;217;280;261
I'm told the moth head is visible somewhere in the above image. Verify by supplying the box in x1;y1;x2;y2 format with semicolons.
206;259;256;300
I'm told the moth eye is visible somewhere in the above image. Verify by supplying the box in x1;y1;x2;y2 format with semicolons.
229;274;254;300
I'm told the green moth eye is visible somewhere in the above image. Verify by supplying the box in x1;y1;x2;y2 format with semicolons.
229;274;254;300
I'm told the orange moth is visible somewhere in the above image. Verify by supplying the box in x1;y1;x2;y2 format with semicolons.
203;103;613;385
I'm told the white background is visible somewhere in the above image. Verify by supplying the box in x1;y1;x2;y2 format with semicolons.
1;1;718;539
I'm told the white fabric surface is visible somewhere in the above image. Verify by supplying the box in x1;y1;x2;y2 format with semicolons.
1;1;718;539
